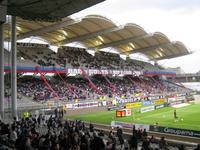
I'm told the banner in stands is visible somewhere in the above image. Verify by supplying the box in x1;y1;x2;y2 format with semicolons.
143;70;176;76
102;101;107;106
150;126;200;138
126;102;142;109
111;121;150;131
68;68;82;74
115;97;124;104
47;101;54;108
115;96;131;104
67;68;141;76
176;93;186;97
148;95;160;101
140;105;155;113
66;103;73;109
4;65;142;75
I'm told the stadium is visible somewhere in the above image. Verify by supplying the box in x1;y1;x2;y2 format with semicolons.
0;0;200;150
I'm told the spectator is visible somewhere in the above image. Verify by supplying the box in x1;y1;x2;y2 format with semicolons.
90;132;105;150
9;126;18;142
179;144;185;150
159;136;168;150
141;137;150;150
129;132;138;150
194;144;200;150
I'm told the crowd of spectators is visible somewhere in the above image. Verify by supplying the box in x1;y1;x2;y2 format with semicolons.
57;47;160;71
14;44;160;71
17;45;58;67
16;75;186;102
57;47;93;68
17;77;93;102
6;44;186;102
0;114;199;150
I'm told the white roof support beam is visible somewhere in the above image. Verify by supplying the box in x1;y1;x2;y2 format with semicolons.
89;33;151;49
16;19;80;40
154;52;191;60
54;25;123;45
125;42;173;54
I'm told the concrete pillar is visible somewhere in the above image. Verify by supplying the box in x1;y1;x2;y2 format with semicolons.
0;23;4;120
11;16;17;119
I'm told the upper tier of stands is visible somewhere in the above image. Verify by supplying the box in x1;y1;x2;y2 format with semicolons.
58;46;160;70
4;43;160;71
17;43;59;67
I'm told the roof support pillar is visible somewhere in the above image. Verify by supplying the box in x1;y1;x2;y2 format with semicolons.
0;22;4;120
0;0;6;120
11;16;17;119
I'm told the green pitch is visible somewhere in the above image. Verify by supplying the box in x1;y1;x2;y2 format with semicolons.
67;104;200;131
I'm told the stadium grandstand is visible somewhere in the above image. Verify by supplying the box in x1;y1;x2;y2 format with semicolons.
0;0;200;150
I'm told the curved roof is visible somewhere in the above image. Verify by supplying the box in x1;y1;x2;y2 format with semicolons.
3;15;190;60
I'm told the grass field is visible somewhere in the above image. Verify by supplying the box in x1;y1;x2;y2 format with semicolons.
68;104;200;131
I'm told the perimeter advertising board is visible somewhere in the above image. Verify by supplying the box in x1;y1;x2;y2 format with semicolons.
73;101;98;108
170;100;184;106
111;121;150;131
154;99;166;105
168;97;176;103
140;105;155;113
66;101;99;109
142;100;153;106
150;126;200;138
125;102;142;109
155;104;164;109
176;96;185;101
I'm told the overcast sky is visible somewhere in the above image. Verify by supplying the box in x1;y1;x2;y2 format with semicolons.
71;0;200;73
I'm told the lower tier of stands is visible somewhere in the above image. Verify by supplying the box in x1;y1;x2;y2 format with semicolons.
0;113;199;150
14;75;188;102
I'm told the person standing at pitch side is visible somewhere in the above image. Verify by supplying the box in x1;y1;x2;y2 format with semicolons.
174;109;178;119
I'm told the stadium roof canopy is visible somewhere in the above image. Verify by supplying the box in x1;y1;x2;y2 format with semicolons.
4;14;190;60
5;0;105;22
